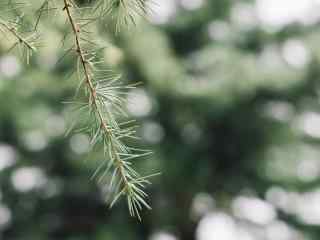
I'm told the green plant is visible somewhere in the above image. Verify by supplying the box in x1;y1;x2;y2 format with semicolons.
0;0;156;220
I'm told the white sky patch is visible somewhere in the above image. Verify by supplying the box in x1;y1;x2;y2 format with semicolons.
296;147;320;182
255;0;320;30
149;231;178;240
0;144;17;171
23;130;48;152
148;0;177;24
70;133;90;155
258;45;285;72
296;190;320;225
266;221;300;240
230;3;258;30
0;55;21;78
196;212;261;240
262;101;294;122
267;187;320;225
141;121;165;144
11;167;47;192
196;212;237;240
232;196;276;225
127;88;153;118
264;144;320;183
282;39;310;69
266;186;296;213
45;114;66;137
297;112;320;138
208;21;231;42
191;193;215;220
0;204;11;229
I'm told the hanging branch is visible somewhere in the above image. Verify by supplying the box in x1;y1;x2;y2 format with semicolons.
61;0;156;219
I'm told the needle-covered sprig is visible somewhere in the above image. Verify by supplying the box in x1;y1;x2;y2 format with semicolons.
60;0;157;219
0;2;39;63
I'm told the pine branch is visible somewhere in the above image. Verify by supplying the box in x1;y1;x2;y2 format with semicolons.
62;0;155;219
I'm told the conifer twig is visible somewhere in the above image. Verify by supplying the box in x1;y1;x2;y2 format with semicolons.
62;0;156;219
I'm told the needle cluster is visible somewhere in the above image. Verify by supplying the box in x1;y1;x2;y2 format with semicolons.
0;2;39;63
95;0;148;32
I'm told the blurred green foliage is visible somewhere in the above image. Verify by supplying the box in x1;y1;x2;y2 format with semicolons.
1;0;320;239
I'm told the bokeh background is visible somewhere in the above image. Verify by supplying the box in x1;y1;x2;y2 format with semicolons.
1;0;320;239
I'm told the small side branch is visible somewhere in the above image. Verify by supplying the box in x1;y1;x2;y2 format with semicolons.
63;0;129;192
0;18;36;52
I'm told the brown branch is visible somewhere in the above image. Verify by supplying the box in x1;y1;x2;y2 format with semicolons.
62;0;129;190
